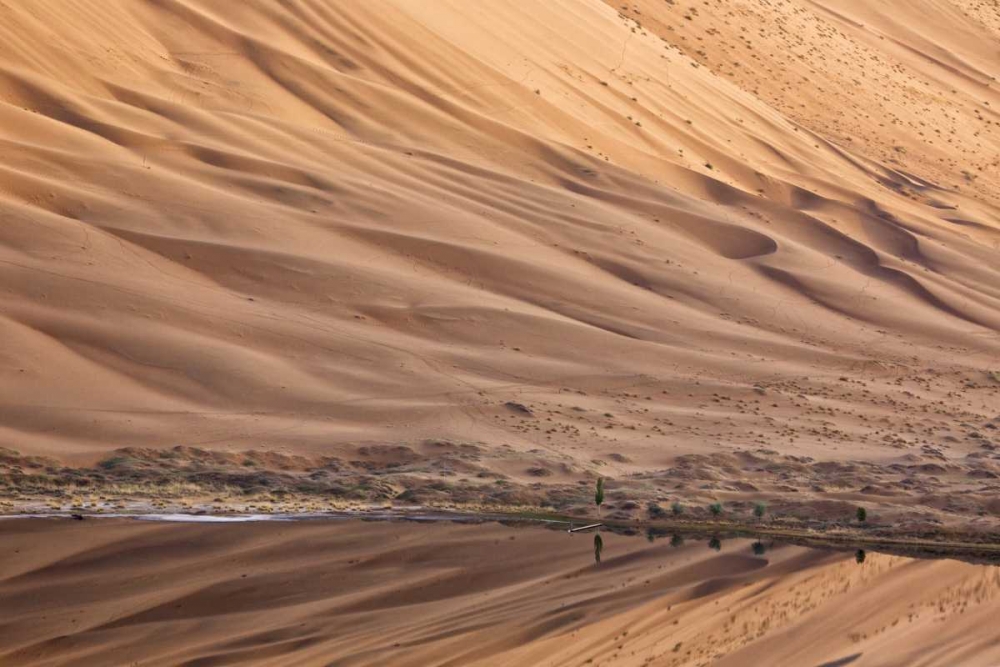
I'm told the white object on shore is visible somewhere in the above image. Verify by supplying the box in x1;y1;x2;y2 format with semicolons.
568;523;603;533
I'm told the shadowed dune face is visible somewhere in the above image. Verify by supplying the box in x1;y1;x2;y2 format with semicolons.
1;519;1000;667
0;1;999;525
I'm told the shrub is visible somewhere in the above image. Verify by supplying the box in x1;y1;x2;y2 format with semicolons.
856;506;867;523
648;501;666;518
672;501;684;516
98;456;133;470
709;502;723;517
753;502;767;519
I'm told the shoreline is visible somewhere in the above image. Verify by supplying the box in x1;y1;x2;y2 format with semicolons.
6;506;1000;565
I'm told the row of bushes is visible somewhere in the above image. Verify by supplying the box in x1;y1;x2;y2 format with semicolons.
646;500;868;522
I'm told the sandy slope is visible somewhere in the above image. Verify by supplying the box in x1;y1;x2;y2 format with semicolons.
0;1;999;525
1;519;999;667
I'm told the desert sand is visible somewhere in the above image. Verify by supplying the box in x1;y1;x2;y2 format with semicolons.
2;518;1000;666
0;0;999;530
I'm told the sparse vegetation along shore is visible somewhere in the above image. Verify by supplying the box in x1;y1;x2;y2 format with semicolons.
4;438;1000;552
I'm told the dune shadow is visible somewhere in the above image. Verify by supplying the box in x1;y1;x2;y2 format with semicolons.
816;653;863;667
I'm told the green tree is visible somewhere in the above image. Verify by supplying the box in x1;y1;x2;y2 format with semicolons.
709;502;723;517
856;506;867;523
595;478;605;518
753;502;766;520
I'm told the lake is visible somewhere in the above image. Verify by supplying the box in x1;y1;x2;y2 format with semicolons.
0;516;998;666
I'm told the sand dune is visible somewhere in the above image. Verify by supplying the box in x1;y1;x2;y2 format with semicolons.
2;519;1000;666
0;1;999;528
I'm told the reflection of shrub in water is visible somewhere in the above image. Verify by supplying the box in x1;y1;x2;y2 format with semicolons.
594;533;604;564
856;549;866;564
670;534;685;548
708;536;722;551
751;541;766;556
645;527;671;543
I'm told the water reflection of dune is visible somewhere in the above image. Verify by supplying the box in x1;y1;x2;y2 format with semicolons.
2;519;999;667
